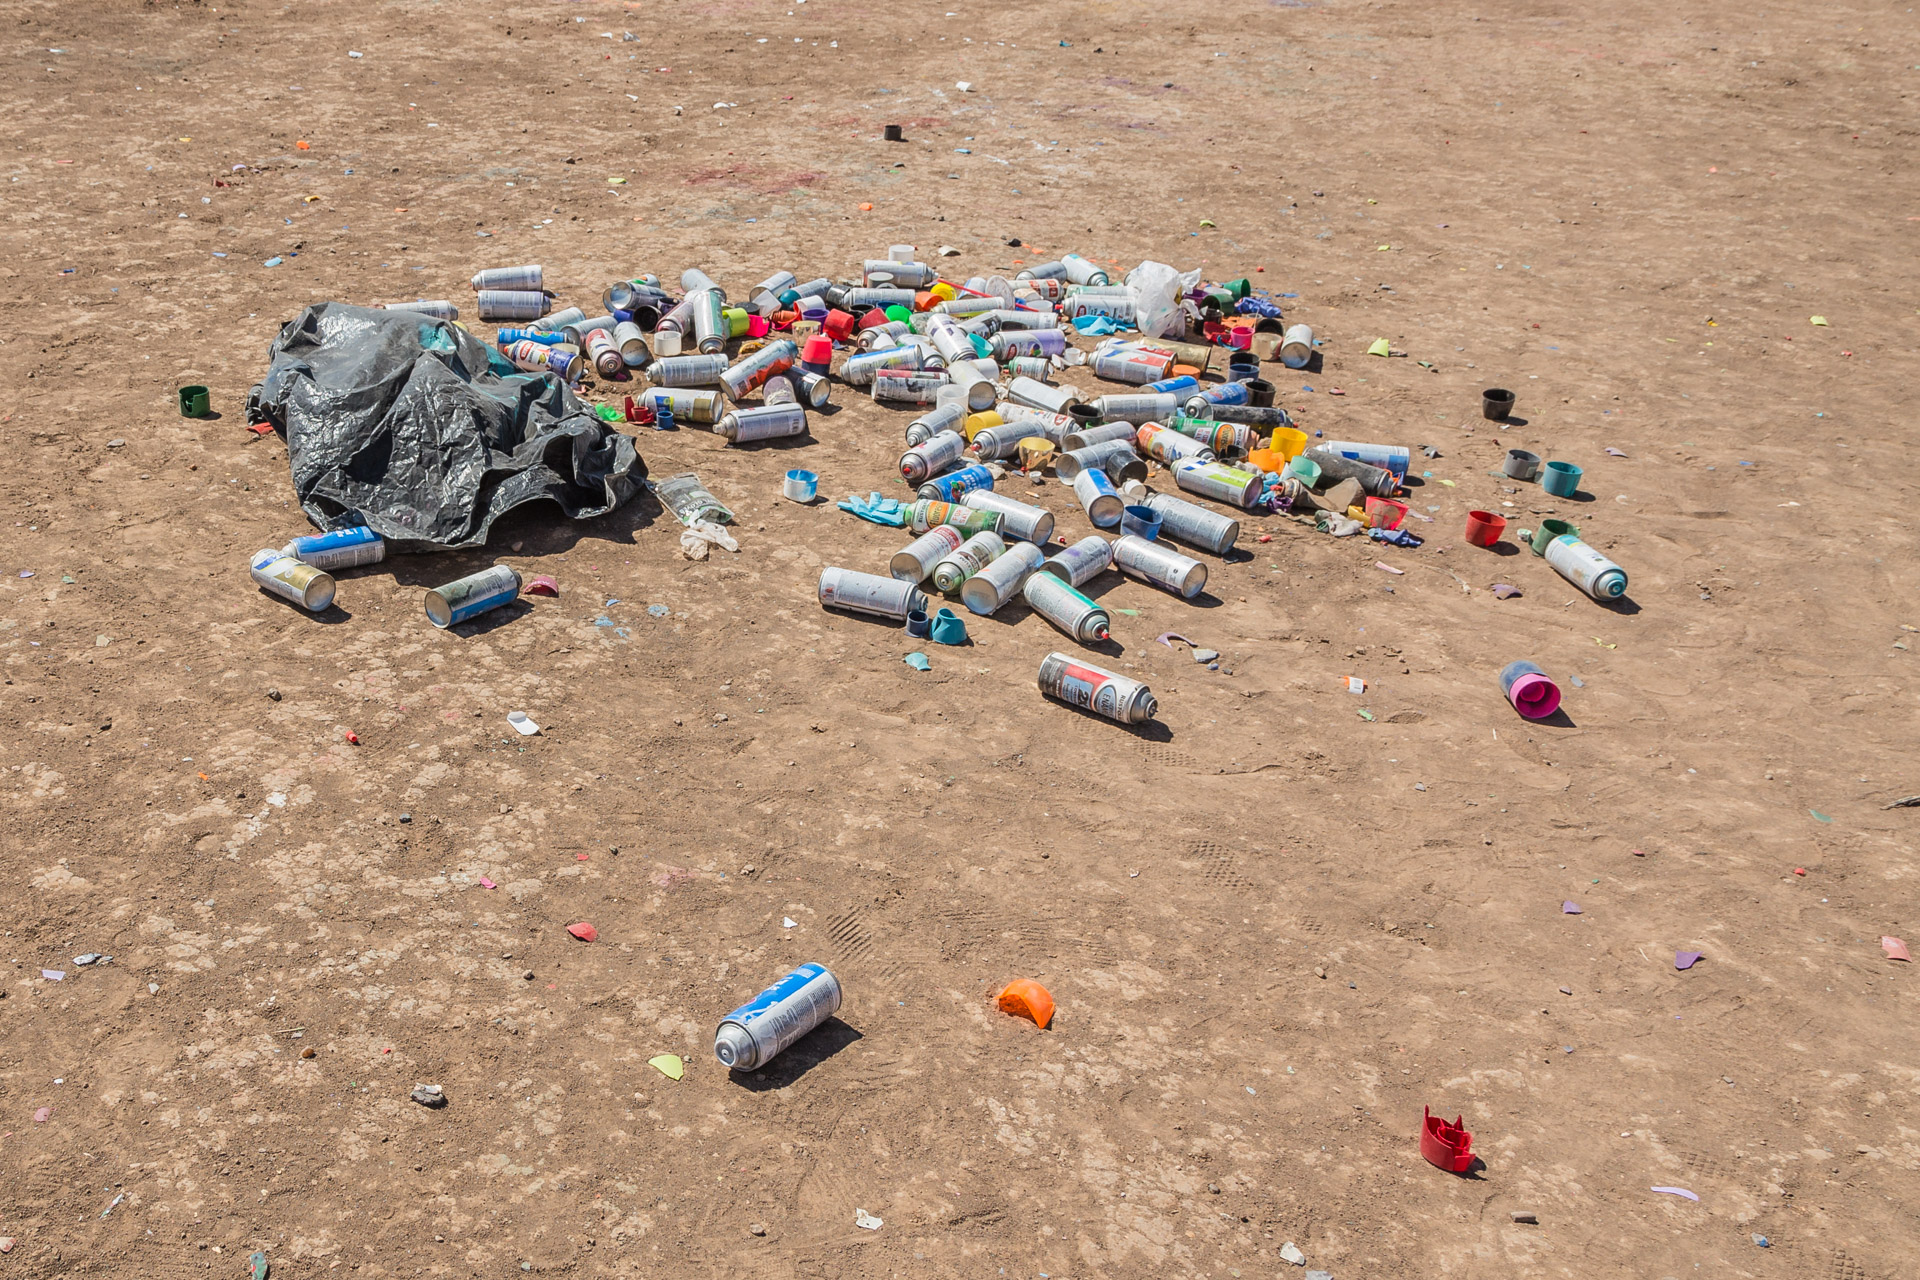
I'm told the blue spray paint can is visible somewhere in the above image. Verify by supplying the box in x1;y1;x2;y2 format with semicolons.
918;462;995;504
497;327;563;347
423;566;522;629
713;963;843;1071
282;526;385;572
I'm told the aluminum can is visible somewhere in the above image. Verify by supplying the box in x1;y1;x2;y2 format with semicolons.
1007;356;1052;382
959;489;1054;544
1008;375;1077;414
469;265;542;292
762;373;798;406
282;526;384;572
589;329;624;378
918;462;995;505
995;402;1075;443
862;260;937;288
1184;381;1251;413
781;277;832;304
1173;459;1262;508
1037;652;1156;724
891;525;965;582
249;548;336;612
1091;392;1179;425
1319;440;1412;480
960;540;1045;616
530;306;585;333
382;299;459;320
424;565;521;629
1039;535;1112;587
648;353;728;388
646;388;723;425
1132;488;1241;555
966;423;1026;462
1063;421;1139;452
872;370;947;405
905;403;966;449
561;314;615;347
1016;278;1069;301
1023;572;1110;643
1280;323;1314;369
1060;254;1109;286
931;530;1006;594
1544;535;1629;601
907;499;1002;537
1017;260;1068;282
719;339;799;402
818;567;927;620
1302;447;1397;497
749;270;798;315
843;345;923;387
497;327;562;347
991;329;1068;359
655;295;695;334
928;320;978;367
716;403;807;443
503;339;558;373
1137;423;1216;466
612;321;651;368
844;287;919;311
713;963;842;1071
681;267;726;299
690;289;727;354
858;324;908;350
476;290;551;322
1092;345;1171;384
901;429;969;484
1072;468;1125;528
1057;440;1146;484
793;371;833;408
1112;534;1207;598
1142;374;1200;397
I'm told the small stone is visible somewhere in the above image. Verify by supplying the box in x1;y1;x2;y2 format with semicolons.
1192;648;1219;664
714;713;728;723
398;814;412;824
73;953;101;966
1207;1182;1219;1194
1511;1210;1538;1224
1280;1241;1307;1265
300;1047;316;1059
1558;986;1572;995
267;688;282;701
107;438;127;449
1314;966;1326;979
523;970;535;981
749;1223;767;1237
147;983;159;994
410;1083;447;1108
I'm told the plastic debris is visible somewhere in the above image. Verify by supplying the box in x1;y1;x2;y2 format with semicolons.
904;651;932;671
1562;901;1581;914
996;979;1055;1029
1650;1186;1699;1201
649;1054;685;1081
507;711;540;736
1675;951;1703;970
680;519;740;560
1366;338;1391;357
1280;1242;1307;1265
1883;936;1911;962
1420;1107;1474;1172
566;922;598;942
526;575;560;597
855;1208;884;1230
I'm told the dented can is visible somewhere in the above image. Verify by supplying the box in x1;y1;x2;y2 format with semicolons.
716;403;806;443
907;499;1002;537
282;526;385;572
1023;572;1111;643
960;540;1045;616
900;429;970;485
1072;467;1125;528
891;525;966;582
249;548;336;612
424;565;521;629
931;530;1007;594
1318;440;1412;481
470;264;543;292
905;403;967;448
476;290;552;322
1038;652;1157;724
872;370;948;405
1112;534;1207;599
718;339;799;402
819;567;927;621
959;489;1054;544
918;462;995;505
648;353;728;388
713;963;843;1071
1173;459;1263;508
1040;534;1112;587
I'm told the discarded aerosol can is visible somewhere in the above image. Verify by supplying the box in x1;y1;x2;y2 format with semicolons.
1038;652;1156;724
946;360;998;412
476;290;552;322
1319;440;1412;481
1040;534;1112;587
818;567;927;621
1092;392;1180;425
919;462;996;505
690;289;728;354
470;264;543;292
1302;447;1398;497
1007;356;1053;382
862;260;937;289
638;388;717;425
900;429;969;484
966;423;1028;462
681;267;727;299
907;499;1002;537
589;329;625;379
873;370;949;405
763;373;798;406
1060;253;1110;286
1169;418;1255;458
843;345;923;387
1197;402;1295;430
748;270;799;315
1142;374;1201;398
719;339;799;402
961;489;1054;544
891;525;966;582
960;540;1045;615
845;286;919;311
648;353;728;388
995;402;1076;444
282;526;385;572
1064;421;1142;452
991;329;1069;360
562;314;615;347
1022;572;1110;643
1073;467;1125;528
905;404;967;448
1017;260;1068;282
1007;375;1078;415
503;338;559;373
1127;487;1241;555
1057;440;1146;484
531;305;586;334
714;963;843;1071
1173;459;1263;508
497;327;561;347
424;565;521;629
1184;384;1253;416
249;548;336;612
716;403;806;444
928;321;979;368
1091;345;1173;384
1137;423;1216;467
1061;293;1137;324
1544;535;1629;601
1112;534;1207;599
612;320;651;368
382;299;460;320
935;294;1003;317
931;530;1007;594
793;371;833;408
1280;324;1315;369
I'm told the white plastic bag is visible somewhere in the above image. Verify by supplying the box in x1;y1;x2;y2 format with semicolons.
679;519;740;561
1126;261;1204;339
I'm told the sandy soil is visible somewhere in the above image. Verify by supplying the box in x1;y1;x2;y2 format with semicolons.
1;0;1916;1277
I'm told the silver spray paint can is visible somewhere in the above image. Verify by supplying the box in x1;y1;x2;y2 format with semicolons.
719;339;799;402
531;305;586;334
905;403;967;448
872;370;948;405
991;306;1059;328
690;289;727;354
382;299;460;320
648;353;728;388
716;403;807;443
946;358;999;411
282;526;386;572
1072;467;1125;528
818;567;927;621
960;489;1054;544
749;270;798;315
793;370;833;408
967;423;1026;462
1061;254;1109;286
994;402;1076;444
681;267;726;300
1280;324;1315;369
843;345;923;387
1090;345;1170;383
1137;423;1216;467
249;549;337;612
612;320;652;368
1008;375;1078;414
1037;652;1157;724
900;428;969;484
862;260;937;288
929;320;979;367
646;388;723;425
1023;571;1111;644
1017;260;1068;282
931;530;1007;594
845;286;919;311
470;264;543;292
960;540;1045;616
1057;440;1147;484
891;525;966;582
423;565;521;629
476;290;551;322
562;314;616;347
1112;534;1208;598
1007;356;1052;382
1132;488;1241;555
936;295;1002;318
1092;392;1180;425
589;329;625;379
1040;535;1112;587
1545;535;1630;600
1173;460;1263;508
713;963;843;1071
1063;421;1140;452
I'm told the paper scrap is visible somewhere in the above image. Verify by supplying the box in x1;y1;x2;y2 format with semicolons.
649;1054;685;1081
1883;936;1911;962
855;1208;884;1230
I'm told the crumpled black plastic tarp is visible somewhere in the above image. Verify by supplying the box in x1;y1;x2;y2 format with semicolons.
247;303;645;551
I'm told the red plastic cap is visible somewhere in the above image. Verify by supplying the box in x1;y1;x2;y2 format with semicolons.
1421;1106;1474;1173
803;335;834;364
823;309;856;340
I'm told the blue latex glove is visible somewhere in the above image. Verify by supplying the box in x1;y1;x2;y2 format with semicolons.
1368;527;1424;549
1072;314;1130;336
837;491;907;527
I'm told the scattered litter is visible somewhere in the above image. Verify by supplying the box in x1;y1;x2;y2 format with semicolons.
1674;951;1703;970
526;575;559;597
1280;1242;1307;1265
250;1249;270;1280
1752;1234;1770;1248
1809;315;1829;326
1366;338;1391;357
855;1208;884;1231
410;1083;447;1108
73;953;103;966
100;1193;125;1219
1562;901;1582;914
507;711;540;736
996;979;1055;1029
1809;809;1832;823
904;651;932;671
33;1107;52;1123
1344;676;1366;694
566;922;598;942
478;876;496;889
1490;583;1521;599
1883;936;1911;962
41;970;63;982
681;519;740;560
782;917;797;928
649;1054;685;1080
1420;1107;1474;1172
1650;1186;1699;1202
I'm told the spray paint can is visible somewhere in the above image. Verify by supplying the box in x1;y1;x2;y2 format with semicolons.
1006;356;1052;382
713;963;843;1071
843;345;923;387
842;286;917;312
476;290;552;322
1092;392;1179;424
1280;324;1315;369
918;463;995;504
424;565;521;629
967;423;1027;463
1062;294;1137;324
718;339;799;402
1008;375;1077;415
562;314;615;347
531;306;586;334
907;499;1002;538
1040;535;1112;587
543;348;585;382
763;373;798;406
648;353;728;388
793;370;833;408
818;567;927;621
654;295;695;336
1017;260;1068;282
873;370;947;405
612;320;651;368
891;525;966;582
1057;440;1146;484
991;329;1069;360
504;339;559;373
905;403;966;448
1064;421;1142;452
497;327;562;347
946;360;998;412
1142;374;1201;398
1173;460;1262;509
989;307;1059;329
589;329;624;379
1318;440;1411;481
1022;572;1110;643
1112;534;1207;598
680;267;726;299
930;530;1006;594
960;489;1054;544
1038;652;1156;724
470;265;543;292
1060;253;1109;286
1127;487;1241;555
1544;535;1629;600
282;526;385;572
1199;401;1296;430
858;324;908;351
716;403;806;443
646;388;723;425
935;295;1003;319
1137;423;1216;467
1073;467;1125;528
249;548;336;612
960;540;1045;615
1091;346;1172;384
779;277;832;305
862;260;937;288
927;321;977;368
995;403;1076;444
1302;447;1398;497
382;299;460;320
1184;383;1252;416
900;429;970;484
690;289;727;354
749;270;798;315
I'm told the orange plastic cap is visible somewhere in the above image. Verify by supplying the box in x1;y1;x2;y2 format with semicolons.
996;979;1054;1029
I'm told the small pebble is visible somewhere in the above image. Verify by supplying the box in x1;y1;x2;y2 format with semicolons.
410;1083;447;1108
301;1047;316;1059
523;970;535;981
267;688;282;701
749;1223;767;1237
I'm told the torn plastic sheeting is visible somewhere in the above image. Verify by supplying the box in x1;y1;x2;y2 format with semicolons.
247;304;647;551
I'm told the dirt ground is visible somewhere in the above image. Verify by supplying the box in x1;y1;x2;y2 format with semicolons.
2;0;1917;1276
